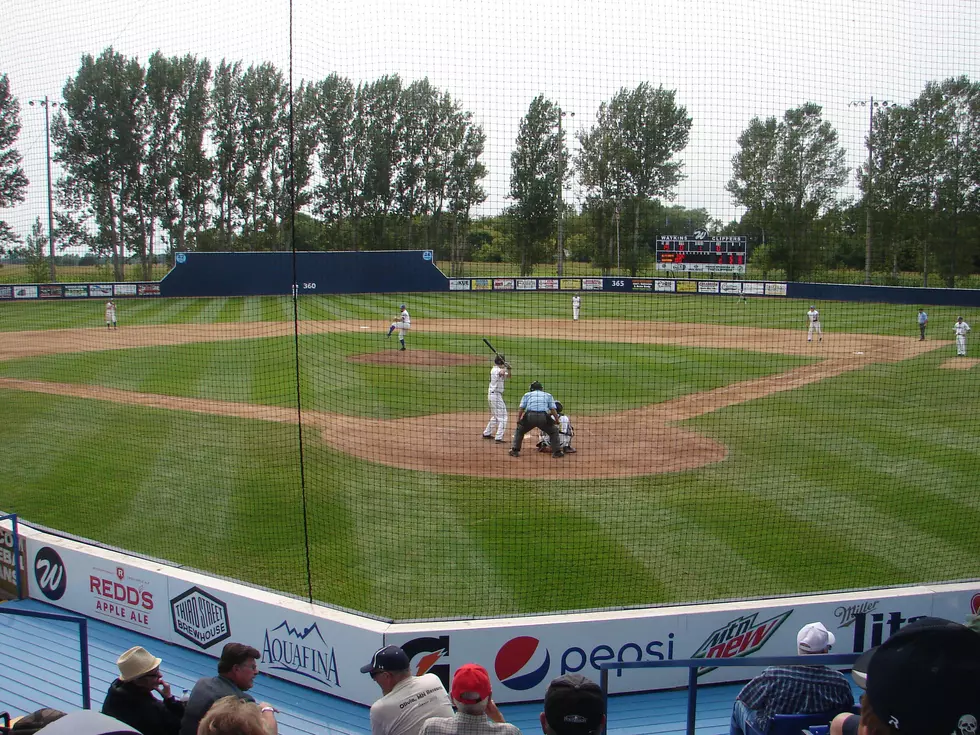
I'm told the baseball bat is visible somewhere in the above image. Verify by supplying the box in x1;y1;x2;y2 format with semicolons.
483;338;500;356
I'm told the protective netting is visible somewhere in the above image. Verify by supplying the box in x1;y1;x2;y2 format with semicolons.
1;1;979;620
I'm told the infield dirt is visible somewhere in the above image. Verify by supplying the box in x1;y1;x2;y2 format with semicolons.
0;319;949;479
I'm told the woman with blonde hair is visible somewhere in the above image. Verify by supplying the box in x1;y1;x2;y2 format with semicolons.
196;696;277;735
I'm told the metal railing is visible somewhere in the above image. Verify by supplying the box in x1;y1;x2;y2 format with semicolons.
598;653;861;735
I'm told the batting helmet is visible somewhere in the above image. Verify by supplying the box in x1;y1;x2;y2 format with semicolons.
529;381;543;391
494;355;506;366
555;401;563;414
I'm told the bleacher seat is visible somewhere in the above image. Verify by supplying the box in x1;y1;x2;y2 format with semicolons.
745;712;841;735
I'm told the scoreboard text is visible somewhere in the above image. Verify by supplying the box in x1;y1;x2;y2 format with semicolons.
656;235;747;274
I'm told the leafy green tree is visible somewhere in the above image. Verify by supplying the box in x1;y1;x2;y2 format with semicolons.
509;95;563;275
310;73;357;247
12;217;50;281
54;48;147;280
0;73;28;249
210;60;246;245
729;103;847;281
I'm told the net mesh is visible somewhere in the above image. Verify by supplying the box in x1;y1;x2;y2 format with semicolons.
1;0;979;621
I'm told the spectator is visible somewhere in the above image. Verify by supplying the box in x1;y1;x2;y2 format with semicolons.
540;674;605;735
196;696;276;735
730;622;854;735
102;646;185;735
180;643;274;735
361;645;453;735
831;617;980;735
420;663;520;735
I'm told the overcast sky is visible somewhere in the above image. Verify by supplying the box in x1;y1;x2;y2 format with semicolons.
3;0;979;246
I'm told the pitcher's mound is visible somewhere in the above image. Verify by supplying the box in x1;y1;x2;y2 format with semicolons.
940;357;979;369
348;350;485;367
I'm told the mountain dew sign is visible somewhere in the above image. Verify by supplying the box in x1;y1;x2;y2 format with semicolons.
692;609;793;675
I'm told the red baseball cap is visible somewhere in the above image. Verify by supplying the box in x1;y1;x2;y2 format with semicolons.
451;663;492;704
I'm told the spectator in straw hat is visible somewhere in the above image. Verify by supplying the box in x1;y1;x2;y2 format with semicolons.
420;663;520;735
101;646;185;735
730;622;854;735
540;674;606;735
830;617;980;735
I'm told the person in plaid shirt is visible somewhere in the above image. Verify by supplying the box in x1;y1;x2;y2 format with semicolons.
730;622;855;735
420;663;520;735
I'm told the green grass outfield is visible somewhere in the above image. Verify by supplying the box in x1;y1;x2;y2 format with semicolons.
1;292;978;620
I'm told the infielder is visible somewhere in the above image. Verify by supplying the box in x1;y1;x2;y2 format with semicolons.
572;295;581;321
105;300;118;329
482;355;511;442
917;308;928;341
954;316;971;356
386;304;410;351
536;401;575;453
806;305;822;342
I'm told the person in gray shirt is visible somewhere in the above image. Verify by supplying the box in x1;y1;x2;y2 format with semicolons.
180;643;276;735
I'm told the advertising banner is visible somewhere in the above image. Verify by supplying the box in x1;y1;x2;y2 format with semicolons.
676;281;696;293
13;286;38;299
493;279;515;291
39;285;63;298
742;282;765;295
114;284;137;296
516;279;537;291
165;577;384;704
449;280;471;291
138;283;161;296
0;286;11;299
538;279;559;290
64;285;89;298
764;283;788;296
90;285;113;297
472;279;492;291
582;278;604;291
560;279;582;290
654;280;675;293
697;282;720;293
25;538;172;639
0;523;27;597
632;279;652;291
720;282;742;294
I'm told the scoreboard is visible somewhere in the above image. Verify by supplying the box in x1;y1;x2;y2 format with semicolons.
656;235;747;274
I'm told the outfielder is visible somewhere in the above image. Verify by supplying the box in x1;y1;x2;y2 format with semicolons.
536;401;575;453
386;304;411;351
482;355;511;442
510;381;562;458
105;300;118;329
954;316;971;356
806;305;822;342
572;295;581;321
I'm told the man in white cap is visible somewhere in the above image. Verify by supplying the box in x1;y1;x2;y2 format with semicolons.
730;622;854;735
101;646;185;735
420;663;519;735
361;645;453;735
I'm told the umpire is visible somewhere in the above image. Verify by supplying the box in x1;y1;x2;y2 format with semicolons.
509;381;564;458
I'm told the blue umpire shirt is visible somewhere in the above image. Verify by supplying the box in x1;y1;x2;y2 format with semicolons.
918;311;928;324
520;389;557;412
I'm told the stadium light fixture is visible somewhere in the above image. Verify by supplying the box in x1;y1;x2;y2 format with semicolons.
27;96;59;283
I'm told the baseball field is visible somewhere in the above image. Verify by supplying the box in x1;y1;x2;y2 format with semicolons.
1;292;978;620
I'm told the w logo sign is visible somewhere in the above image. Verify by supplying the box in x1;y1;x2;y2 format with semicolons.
34;547;67;600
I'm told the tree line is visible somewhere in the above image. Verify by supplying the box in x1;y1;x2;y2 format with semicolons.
0;52;978;284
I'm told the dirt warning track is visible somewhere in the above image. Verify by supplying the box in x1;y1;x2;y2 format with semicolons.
0;320;949;479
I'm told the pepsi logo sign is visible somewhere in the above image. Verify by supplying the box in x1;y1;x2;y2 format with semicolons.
971;593;980;616
495;636;550;691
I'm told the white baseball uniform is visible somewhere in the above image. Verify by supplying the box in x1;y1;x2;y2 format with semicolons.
483;364;509;441
538;414;573;450
954;320;971;356
572;295;581;321
389;308;411;348
807;308;822;341
105;301;117;328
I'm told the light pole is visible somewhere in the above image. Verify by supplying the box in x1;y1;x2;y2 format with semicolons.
848;97;892;285
28;96;58;283
556;108;574;276
614;204;621;271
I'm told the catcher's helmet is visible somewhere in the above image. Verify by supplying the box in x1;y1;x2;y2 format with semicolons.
529;381;543;391
494;355;505;365
555;401;563;414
